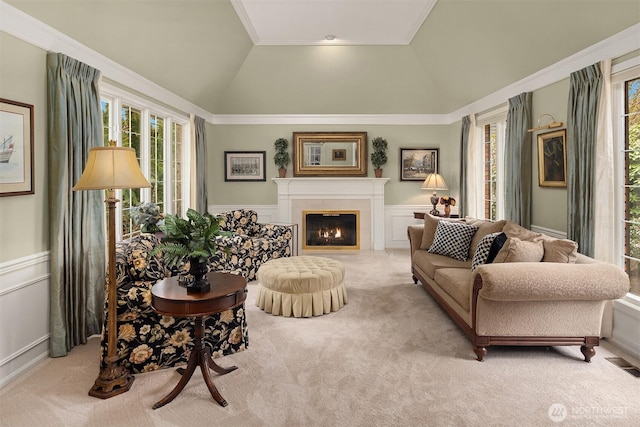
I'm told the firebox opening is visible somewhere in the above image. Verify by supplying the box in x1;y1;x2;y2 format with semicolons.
303;210;360;250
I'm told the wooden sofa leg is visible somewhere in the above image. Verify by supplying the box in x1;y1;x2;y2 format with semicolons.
473;346;487;362
581;345;596;362
412;275;418;284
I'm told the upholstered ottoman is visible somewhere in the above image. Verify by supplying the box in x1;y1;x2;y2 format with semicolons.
255;256;348;317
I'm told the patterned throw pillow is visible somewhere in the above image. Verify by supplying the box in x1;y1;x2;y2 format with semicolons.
428;220;478;261
471;232;501;271
486;232;508;264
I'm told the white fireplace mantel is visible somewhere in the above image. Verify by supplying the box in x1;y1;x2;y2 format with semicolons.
273;178;389;250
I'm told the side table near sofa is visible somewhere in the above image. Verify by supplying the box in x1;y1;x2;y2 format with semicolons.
151;272;247;408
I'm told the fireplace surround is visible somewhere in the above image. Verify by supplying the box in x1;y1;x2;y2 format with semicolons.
273;178;389;251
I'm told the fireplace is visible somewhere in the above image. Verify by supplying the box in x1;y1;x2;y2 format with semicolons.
273;178;389;251
303;210;360;250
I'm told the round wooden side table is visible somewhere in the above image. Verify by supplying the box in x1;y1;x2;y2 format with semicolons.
151;271;247;409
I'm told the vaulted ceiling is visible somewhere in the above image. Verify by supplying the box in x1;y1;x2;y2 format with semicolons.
6;0;639;115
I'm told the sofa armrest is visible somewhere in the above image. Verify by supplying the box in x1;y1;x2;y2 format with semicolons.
407;225;424;256
473;262;630;302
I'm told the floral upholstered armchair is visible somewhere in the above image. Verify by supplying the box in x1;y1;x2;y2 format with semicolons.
99;234;248;374
211;209;293;281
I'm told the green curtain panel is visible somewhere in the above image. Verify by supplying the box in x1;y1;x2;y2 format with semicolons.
459;115;471;218
47;53;105;357
567;63;602;257
194;115;208;213
504;92;533;228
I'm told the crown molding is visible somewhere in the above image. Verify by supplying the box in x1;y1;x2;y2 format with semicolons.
2;1;638;126
450;23;640;121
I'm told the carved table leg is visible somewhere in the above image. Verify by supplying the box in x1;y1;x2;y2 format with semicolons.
581;345;596;362
473;346;487;362
153;316;234;409
153;344;199;409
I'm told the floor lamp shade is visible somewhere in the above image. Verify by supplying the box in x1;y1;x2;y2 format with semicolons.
421;173;448;216
73;146;151;191
73;144;150;399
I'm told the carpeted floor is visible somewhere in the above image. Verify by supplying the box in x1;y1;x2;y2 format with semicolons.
1;249;638;426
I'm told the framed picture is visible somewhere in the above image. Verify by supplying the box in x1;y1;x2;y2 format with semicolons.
537;129;567;187
332;148;347;161
0;98;34;196
400;148;439;181
224;151;266;182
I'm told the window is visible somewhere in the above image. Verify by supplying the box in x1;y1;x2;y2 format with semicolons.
101;86;190;241
475;109;507;220
618;70;640;298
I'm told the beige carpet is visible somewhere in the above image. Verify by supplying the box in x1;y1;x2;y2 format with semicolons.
1;250;639;427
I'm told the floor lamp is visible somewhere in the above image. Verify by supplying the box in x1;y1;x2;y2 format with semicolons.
73;141;151;399
421;173;448;216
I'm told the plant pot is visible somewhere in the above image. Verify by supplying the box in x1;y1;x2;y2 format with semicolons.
374;168;383;178
278;168;287;178
187;257;210;293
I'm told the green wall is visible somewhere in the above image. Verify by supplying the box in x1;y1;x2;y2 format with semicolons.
531;79;571;232
0;33;49;263
208;123;460;206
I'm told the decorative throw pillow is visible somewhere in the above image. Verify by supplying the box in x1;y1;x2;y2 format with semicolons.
420;214;464;250
502;221;542;241
420;214;441;250
486;232;508;264
541;238;578;263
465;218;506;259
492;237;544;263
471;232;501;272
428;220;478;261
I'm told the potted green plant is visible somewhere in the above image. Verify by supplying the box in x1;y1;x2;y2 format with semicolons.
371;137;388;178
131;202;164;234
154;209;230;293
274;137;290;178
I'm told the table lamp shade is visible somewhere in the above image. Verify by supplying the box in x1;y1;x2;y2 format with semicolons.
73;146;151;191
421;173;448;191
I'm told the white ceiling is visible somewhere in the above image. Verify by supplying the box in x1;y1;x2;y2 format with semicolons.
232;0;438;45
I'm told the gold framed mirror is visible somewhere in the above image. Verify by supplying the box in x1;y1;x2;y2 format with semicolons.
293;132;368;177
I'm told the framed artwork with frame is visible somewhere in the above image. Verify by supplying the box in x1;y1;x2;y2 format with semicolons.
400;148;439;181
537;129;567;187
332;148;347;161
224;151;266;182
0;98;34;197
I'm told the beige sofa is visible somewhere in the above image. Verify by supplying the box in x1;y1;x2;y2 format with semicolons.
408;215;630;362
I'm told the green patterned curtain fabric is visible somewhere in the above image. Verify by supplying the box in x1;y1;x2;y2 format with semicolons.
504;92;533;228
567;63;602;257
194;115;208;213
47;53;105;357
459;115;471;218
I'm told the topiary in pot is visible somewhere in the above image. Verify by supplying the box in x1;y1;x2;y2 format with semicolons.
273;137;290;178
153;209;230;293
371;137;388;178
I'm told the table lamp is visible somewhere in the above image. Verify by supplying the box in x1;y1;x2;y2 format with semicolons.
421;173;448;216
73;141;151;399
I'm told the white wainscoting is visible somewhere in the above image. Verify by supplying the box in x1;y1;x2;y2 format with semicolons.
0;252;51;389
611;297;640;361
